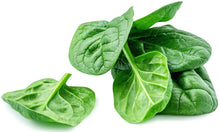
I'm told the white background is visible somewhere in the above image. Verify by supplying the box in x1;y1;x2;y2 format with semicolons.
0;0;219;131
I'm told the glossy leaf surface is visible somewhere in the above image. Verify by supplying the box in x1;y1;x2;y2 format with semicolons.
113;44;172;123
161;67;218;115
69;7;133;75
132;1;182;31
2;73;96;126
129;25;211;72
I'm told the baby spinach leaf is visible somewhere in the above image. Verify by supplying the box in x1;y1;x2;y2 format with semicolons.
113;43;172;123
129;25;211;72
161;66;218;115
132;1;182;31
2;73;95;126
69;7;133;75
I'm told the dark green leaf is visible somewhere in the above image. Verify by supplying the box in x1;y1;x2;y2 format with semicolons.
161;66;218;115
111;52;130;79
2;73;96;126
129;25;211;72
69;7;133;75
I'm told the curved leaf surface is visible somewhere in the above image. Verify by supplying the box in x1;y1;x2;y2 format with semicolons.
69;7;133;75
2;73;95;126
132;1;182;31
129;25;211;72
161;66;218;115
113;45;172;123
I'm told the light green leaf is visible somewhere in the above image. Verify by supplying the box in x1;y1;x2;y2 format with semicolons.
2;73;95;126
113;44;172;123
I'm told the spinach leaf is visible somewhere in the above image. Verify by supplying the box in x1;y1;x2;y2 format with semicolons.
69;7;133;75
113;43;172;123
2;73;95;126
132;1;182;31
161;66;218;115
129;25;211;72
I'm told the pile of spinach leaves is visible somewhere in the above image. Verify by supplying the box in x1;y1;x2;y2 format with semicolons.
69;1;218;123
2;1;218;127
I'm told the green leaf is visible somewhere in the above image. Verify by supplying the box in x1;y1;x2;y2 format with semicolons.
132;1;182;31
129;25;211;72
161;66;218;115
2;73;96;126
113;43;172;123
111;52;131;79
69;7;133;75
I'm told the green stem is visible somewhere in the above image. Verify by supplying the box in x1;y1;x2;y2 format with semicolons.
122;43;154;104
42;73;71;110
122;42;138;71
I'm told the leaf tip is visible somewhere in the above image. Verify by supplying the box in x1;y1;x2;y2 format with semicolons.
174;1;183;8
124;6;134;17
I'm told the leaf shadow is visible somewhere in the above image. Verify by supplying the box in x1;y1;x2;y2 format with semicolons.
30;120;74;130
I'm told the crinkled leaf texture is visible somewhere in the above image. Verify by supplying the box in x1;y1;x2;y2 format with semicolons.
69;7;133;75
129;25;211;72
2;73;95;126
161;66;218;115
131;1;182;31
113;48;172;123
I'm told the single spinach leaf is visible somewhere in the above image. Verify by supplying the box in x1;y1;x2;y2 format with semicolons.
113;43;172;123
69;7;133;75
161;66;218;115
2;73;95;126
129;25;211;72
131;1;182;31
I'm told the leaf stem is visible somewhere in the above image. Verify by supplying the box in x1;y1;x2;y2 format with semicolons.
122;43;154;104
42;73;71;110
122;43;137;70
